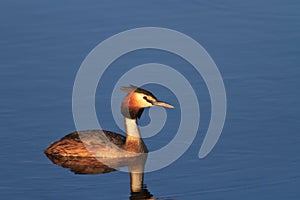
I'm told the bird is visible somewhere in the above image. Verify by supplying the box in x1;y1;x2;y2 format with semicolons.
44;85;174;158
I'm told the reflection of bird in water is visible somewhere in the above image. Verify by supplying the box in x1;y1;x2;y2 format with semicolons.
46;152;159;199
44;85;173;158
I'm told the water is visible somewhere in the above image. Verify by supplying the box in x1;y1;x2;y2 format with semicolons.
0;0;299;199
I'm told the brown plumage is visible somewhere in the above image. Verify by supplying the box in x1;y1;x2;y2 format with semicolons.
45;130;126;158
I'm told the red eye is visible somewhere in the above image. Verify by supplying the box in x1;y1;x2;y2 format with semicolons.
143;96;153;104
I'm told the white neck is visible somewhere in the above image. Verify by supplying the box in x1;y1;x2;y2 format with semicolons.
124;117;141;138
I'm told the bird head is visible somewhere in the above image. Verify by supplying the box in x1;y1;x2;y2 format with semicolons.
121;85;174;119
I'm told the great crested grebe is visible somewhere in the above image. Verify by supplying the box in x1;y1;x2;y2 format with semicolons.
44;85;174;158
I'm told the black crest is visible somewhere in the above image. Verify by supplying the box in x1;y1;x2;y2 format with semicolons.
121;85;157;99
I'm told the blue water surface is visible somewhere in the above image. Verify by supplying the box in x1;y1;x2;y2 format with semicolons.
0;0;299;199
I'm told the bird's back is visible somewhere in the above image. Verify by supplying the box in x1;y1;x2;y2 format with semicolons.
44;130;126;158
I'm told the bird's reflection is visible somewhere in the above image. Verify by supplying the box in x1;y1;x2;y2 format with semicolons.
45;154;158;200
